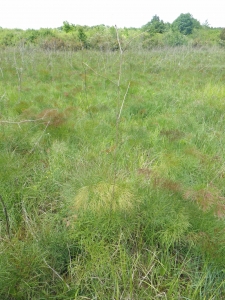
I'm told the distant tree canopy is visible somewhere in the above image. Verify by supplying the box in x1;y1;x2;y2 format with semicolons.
142;15;166;34
172;13;201;35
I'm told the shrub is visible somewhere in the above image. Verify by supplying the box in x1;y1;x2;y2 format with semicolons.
41;37;65;50
1;32;16;46
172;13;201;35
78;27;89;48
163;31;188;46
142;33;164;49
89;32;111;50
25;29;40;44
62;21;76;33
220;28;225;40
142;15;166;34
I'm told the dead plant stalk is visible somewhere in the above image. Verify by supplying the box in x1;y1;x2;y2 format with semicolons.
111;26;130;208
0;195;11;240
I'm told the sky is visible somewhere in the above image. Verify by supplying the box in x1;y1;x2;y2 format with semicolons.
1;0;224;30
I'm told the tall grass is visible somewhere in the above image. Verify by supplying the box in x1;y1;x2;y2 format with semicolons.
0;46;225;299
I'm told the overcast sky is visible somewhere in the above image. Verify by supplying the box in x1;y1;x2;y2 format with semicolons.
1;0;224;29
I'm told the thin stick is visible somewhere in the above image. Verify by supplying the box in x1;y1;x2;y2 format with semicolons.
83;62;117;86
0;110;54;127
115;25;123;56
14;49;22;93
28;120;50;154
117;82;130;122
111;26;127;211
0;118;46;126
21;201;38;240
115;25;123;87
0;195;11;240
111;82;130;206
43;259;70;289
67;243;72;270
81;47;88;104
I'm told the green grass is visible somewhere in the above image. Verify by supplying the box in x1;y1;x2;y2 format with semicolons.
1;46;225;299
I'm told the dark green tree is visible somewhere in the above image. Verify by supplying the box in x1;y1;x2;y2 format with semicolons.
78;27;88;48
142;15;166;34
172;13;201;35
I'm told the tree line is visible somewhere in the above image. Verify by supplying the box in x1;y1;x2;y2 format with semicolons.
0;13;225;50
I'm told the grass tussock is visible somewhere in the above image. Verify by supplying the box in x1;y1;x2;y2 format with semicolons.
73;182;135;212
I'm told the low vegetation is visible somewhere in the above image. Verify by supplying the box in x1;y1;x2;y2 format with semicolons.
0;28;225;299
0;13;224;50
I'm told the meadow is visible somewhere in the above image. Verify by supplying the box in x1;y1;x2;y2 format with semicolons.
1;45;225;299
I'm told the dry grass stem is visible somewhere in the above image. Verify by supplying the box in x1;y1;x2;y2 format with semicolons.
43;259;70;289
28;120;50;154
0;111;54;128
117;82;130;121
0;195;11;240
83;62;117;85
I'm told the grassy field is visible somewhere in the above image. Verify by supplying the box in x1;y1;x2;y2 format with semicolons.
1;46;225;299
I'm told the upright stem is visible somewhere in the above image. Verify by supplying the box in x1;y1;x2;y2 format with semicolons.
81;47;88;105
111;26;127;211
0;195;11;240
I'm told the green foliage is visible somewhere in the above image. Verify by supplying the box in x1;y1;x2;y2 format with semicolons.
164;30;188;46
78;27;88;47
190;27;221;47
220;28;225;40
39;28;56;37
0;18;223;50
172;13;201;35
142;32;164;49
25;29;40;43
89;32;110;50
0;29;22;47
4;32;15;46
142;15;167;34
62;21;76;33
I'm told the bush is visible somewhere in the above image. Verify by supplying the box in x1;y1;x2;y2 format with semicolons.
25;29;40;44
142;15;166;34
89;32;111;50
1;32;16;46
220;28;225;40
163;31;188;46
41;37;65;50
62;21;76;33
78;27;89;49
142;33;164;49
172;13;201;35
